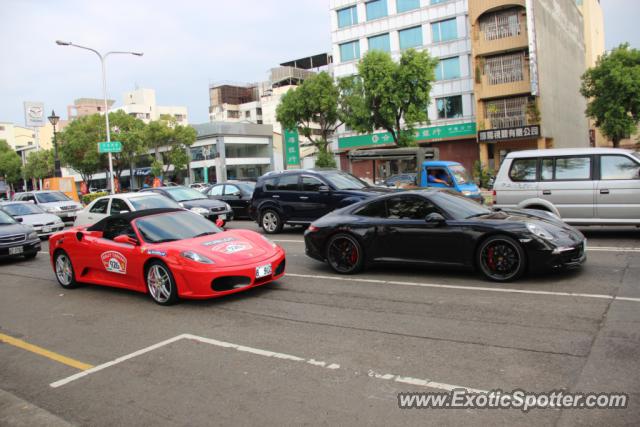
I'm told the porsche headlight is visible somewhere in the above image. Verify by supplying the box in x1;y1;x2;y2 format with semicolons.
260;235;277;248
526;223;555;240
190;207;209;215
224;203;232;211
181;250;214;264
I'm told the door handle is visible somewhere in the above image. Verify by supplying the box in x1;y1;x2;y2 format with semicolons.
299;196;309;200
87;216;93;220
542;190;551;195
272;195;280;198
600;189;610;195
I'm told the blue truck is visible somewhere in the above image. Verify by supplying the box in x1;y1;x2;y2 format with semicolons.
418;160;482;202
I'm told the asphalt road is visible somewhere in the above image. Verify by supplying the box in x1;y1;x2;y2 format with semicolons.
1;221;639;426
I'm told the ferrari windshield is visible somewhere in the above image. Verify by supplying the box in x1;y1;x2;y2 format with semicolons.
323;172;369;190
2;203;44;216
35;192;71;203
129;195;180;210
0;210;17;225
430;192;491;220
165;187;208;202
135;211;221;243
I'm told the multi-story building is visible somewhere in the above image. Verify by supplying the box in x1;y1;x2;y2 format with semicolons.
115;88;188;125
330;0;479;177
0;121;55;151
470;0;589;169
67;98;115;121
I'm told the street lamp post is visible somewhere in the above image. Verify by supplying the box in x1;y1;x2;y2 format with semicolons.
56;40;143;194
47;110;61;177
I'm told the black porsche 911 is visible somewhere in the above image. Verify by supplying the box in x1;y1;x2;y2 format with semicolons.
304;190;586;282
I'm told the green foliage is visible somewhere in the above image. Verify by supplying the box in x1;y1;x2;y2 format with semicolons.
340;49;438;147
315;149;336;168
526;100;541;125
276;72;342;158
0;140;22;185
580;43;640;147
472;160;493;189
58;114;106;183
144;118;196;178
24;149;54;180
108;111;147;180
81;191;109;205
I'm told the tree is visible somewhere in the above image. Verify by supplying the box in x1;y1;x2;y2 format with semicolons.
24;149;54;181
276;72;342;167
107;110;147;183
58;114;106;185
143;118;196;179
340;49;438;147
0;140;22;187
581;43;640;147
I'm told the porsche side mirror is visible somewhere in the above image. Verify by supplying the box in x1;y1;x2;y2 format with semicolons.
16;217;23;223
425;212;445;226
318;185;331;193
114;235;138;246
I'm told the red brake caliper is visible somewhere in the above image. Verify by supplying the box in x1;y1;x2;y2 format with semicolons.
487;247;495;270
349;244;358;264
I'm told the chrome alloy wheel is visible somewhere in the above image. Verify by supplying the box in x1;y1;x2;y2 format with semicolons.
147;264;172;303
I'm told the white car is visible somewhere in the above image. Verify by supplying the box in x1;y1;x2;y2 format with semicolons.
13;191;83;222
74;192;181;227
0;201;65;238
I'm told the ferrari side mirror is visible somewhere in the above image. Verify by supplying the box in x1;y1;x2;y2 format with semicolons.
114;234;138;246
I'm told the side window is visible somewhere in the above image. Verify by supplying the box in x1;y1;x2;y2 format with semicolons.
354;200;387;218
387;196;439;220
276;174;299;191
14;194;23;201
90;199;109;214
555;156;591;180
209;185;224;196
301;176;324;192
224;185;240;196
600;155;640;180
263;178;277;191
509;158;537;182
541;158;554;180
110;198;130;214
103;218;135;240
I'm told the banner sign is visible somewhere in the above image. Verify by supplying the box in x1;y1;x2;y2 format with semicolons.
478;125;541;143
283;129;301;168
338;122;477;150
24;102;46;127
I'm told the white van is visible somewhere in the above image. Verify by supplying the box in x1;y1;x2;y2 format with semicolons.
493;148;640;225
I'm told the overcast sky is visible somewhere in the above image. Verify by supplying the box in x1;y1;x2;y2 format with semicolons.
0;0;637;126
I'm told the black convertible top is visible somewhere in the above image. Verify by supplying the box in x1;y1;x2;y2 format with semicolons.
87;208;183;232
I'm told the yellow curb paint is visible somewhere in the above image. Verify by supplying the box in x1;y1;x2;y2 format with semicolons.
0;333;93;371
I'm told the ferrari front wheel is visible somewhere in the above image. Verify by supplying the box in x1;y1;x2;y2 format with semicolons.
477;235;526;282
145;260;178;306
54;250;78;289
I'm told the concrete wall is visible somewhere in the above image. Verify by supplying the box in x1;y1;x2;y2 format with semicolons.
532;0;589;148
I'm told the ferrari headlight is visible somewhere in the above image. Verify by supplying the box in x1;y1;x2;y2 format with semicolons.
28;231;38;240
526;223;555;240
190;207;209;215
260;235;277;248
181;250;214;264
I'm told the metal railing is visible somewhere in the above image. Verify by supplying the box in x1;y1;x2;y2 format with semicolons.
480;10;521;41
485;96;528;128
484;52;526;85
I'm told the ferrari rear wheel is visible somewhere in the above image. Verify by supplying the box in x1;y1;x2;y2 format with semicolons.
261;209;283;234
54;250;78;289
477;235;526;282
326;233;364;274
145;260;178;306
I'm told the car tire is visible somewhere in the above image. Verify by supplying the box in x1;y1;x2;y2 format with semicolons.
54;250;78;289
477;235;526;282
326;233;365;274
23;251;38;260
261;209;283;234
145;260;179;306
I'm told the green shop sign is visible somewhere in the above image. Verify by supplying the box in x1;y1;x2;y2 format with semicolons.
337;122;477;150
283;128;300;167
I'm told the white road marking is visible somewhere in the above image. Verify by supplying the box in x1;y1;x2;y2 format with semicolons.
272;239;305;243
368;370;487;393
285;273;640;303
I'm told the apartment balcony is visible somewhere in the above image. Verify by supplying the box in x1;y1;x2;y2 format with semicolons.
475;66;531;100
475;21;529;56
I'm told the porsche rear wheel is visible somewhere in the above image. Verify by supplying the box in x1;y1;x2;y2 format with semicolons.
326;233;364;274
54;250;78;289
261;209;283;234
477;235;526;282
145;260;178;306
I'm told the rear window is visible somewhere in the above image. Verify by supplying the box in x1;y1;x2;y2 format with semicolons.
509;158;537;182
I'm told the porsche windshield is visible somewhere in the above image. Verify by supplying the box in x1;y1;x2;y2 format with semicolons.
135;211;221;243
431;192;491;220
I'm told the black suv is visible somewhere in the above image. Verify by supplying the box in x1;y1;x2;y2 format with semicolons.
250;169;392;234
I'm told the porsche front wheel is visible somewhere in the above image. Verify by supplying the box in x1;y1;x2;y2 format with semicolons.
477;235;526;282
326;233;364;274
145;260;179;306
54;250;78;289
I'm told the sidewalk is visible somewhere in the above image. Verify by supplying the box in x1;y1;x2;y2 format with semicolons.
0;389;73;427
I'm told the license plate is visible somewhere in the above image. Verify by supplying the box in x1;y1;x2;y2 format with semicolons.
218;214;227;220
9;246;23;255
255;264;272;279
42;226;51;233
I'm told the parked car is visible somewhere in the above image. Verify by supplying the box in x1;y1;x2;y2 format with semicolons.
12;191;83;222
202;181;255;219
493;148;640;225
379;173;417;187
304;190;586;282
139;186;233;225
0;209;40;260
49;208;285;305
74;192;181;227
189;183;209;190
250;169;393;234
0;201;65;238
